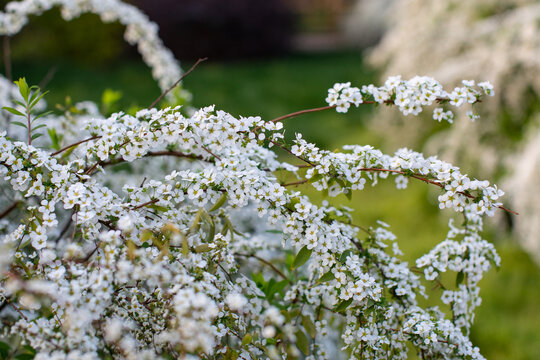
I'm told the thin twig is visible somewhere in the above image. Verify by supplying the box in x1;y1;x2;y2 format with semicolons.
38;66;58;89
252;105;336;133
268;139;315;167
357;167;518;215
51;135;100;156
132;198;159;210
0;200;19;219
53;214;73;243
148;57;208;109
3;36;12;82
281;179;309;187
236;253;292;284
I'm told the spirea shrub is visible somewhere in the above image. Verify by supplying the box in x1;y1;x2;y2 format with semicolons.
0;1;512;359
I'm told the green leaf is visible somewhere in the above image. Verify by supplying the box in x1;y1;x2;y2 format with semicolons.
31;133;43;140
292;245;312;269
307;173;324;184
289;307;301;319
181;235;189;257
11;121;27;128
251;271;264;285
2;106;25;117
295;329;309;355
0;341;11;358
22;345;36;355
148;204;169;213
334;298;353;313
15;77;29;101
302;315;317;338
15;354;35;360
48;128;61;150
209;193;227;212
12;99;26;108
241;333;252;346
32;111;53;122
265;229;283;234
317;270;335;283
456;271;465;287
339;250;352;264
29;90;48;109
267;279;289;299
194;244;211;253
32;124;47;131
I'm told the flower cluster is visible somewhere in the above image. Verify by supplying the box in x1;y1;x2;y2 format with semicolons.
326;76;494;122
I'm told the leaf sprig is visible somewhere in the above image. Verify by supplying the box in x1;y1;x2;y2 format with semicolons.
3;77;51;145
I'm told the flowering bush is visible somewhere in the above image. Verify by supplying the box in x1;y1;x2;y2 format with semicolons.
0;1;513;359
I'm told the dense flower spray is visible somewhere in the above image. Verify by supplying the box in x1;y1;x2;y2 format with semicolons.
0;1;511;359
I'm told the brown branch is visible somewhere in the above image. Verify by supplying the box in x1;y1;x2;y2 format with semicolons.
132;198;159;210
51;135;100;156
86;150;209;174
199;143;221;161
269;105;336;124
281;179;309;187
268;139;315;167
3;36;12;82
0;200;19;219
38;66;58;89
148;57;207;109
356;167;518;215
252;105;336;133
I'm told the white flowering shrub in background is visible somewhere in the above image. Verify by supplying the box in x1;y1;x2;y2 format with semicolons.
366;0;540;265
0;0;514;359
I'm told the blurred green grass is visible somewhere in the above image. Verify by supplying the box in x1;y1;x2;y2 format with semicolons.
9;51;540;360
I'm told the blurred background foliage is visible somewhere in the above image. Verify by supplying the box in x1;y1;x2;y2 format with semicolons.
0;0;539;358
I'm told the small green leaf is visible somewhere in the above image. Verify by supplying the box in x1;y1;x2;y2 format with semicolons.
22;345;36;355
209;193;227;212
339;250;352;264
307;173;324;184
317;270;335;283
48;128;60;150
12;99;26;108
15;354;36;360
32;111;53;121
3;106;25;116
32;124;47;131
15;77;29;101
334;298;353;313
267;279;289;299
241;333;252;346
29;90;48;109
456;271;465;287
251;272;265;289
31;133;43;140
302;315;317;338
181;235;189;257
295;329;309;355
0;341;11;358
292;245;312;269
194;244;211;253
11;121;27;128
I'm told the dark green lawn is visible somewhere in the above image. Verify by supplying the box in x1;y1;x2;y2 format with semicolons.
8;51;540;360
